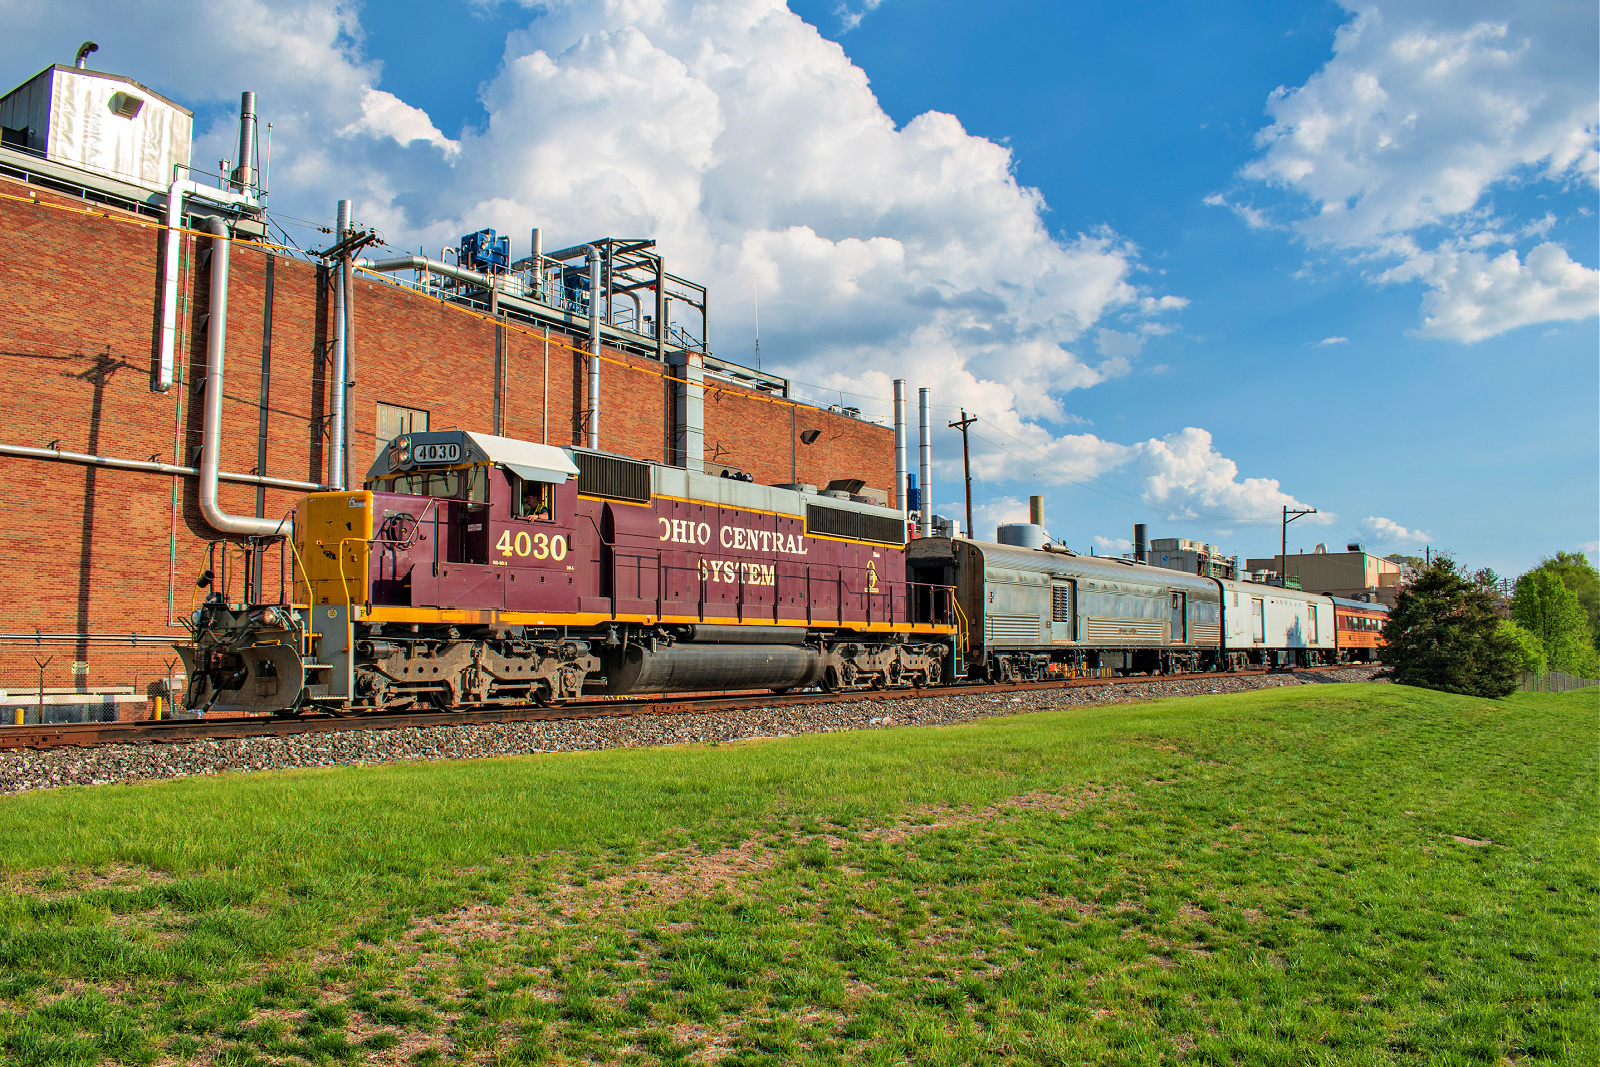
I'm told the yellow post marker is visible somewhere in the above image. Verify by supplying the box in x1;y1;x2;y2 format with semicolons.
12;707;21;726
153;695;162;721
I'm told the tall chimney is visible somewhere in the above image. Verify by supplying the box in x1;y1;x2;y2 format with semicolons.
917;387;932;539
529;227;542;296
893;380;907;517
231;92;257;191
1134;523;1147;563
1029;495;1043;526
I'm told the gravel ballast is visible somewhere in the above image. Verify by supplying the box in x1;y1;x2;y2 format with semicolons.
0;667;1386;795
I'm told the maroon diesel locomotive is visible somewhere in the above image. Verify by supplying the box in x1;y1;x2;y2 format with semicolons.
179;431;956;715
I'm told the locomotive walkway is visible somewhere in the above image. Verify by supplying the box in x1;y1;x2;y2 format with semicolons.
0;666;1353;751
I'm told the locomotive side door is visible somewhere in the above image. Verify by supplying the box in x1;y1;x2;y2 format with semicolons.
1251;597;1266;643
1170;591;1187;643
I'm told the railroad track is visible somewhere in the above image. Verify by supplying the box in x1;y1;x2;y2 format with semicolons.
0;665;1357;751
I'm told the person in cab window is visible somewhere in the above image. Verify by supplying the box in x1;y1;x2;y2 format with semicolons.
521;481;553;521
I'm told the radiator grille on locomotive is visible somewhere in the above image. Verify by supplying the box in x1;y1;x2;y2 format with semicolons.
806;504;905;545
574;452;652;502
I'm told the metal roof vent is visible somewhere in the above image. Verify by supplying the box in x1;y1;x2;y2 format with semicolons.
108;91;143;118
75;41;98;68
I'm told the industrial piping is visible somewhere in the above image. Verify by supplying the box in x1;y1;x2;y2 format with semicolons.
917;387;932;539
156;93;262;391
585;245;601;449
893;380;907;519
0;444;323;491
156;173;256;391
198;216;293;539
328;199;350;490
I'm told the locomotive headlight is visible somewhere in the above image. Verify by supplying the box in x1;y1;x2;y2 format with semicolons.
190;609;202;626
394;435;412;466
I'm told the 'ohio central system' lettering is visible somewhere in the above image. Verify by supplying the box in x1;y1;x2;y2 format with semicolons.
657;518;809;556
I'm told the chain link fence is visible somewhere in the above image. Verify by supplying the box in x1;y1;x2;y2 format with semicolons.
1517;670;1600;693
1;648;189;725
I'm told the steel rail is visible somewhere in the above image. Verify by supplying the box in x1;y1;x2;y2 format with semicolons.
0;666;1362;752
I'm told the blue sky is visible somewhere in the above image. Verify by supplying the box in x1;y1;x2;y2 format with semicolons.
3;0;1595;576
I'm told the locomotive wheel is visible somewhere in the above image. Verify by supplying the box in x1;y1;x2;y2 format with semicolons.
821;666;842;693
533;682;569;708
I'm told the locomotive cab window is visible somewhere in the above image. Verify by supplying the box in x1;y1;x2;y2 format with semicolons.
516;478;555;521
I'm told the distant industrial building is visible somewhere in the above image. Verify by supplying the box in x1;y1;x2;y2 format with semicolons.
1147;537;1241;580
1246;545;1402;606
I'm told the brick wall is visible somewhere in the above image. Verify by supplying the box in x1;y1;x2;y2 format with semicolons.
0;175;895;701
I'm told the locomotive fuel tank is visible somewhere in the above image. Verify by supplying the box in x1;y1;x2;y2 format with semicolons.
601;642;825;694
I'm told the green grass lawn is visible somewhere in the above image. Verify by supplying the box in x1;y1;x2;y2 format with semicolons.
1;682;1594;1066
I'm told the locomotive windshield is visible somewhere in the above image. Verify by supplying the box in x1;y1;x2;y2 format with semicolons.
373;465;489;502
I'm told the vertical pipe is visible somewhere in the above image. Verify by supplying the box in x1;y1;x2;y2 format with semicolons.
341;249;355;487
1134;523;1147;563
893;380;907;517
654;256;666;362
1030;496;1044;526
232;92;256;191
328;199;350;489
255;256;275;519
917;387;932;539
587;246;601;449
530;227;542;297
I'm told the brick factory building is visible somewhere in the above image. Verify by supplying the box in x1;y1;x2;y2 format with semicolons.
0;61;894;722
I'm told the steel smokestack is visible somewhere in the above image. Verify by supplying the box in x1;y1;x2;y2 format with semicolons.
917;387;932;539
1029;495;1043;526
1134;523;1147;563
893;380;907;519
232;92;257;191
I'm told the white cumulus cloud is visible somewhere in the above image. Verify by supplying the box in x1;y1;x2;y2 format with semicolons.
1139;428;1322;522
1362;515;1432;543
341;87;461;158
1233;0;1599;341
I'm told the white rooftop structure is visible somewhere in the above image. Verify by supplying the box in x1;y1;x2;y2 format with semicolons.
0;64;192;192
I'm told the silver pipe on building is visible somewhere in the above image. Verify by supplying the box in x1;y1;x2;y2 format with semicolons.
529;227;542;296
586;244;601;450
0;443;324;491
156;172;255;391
358;254;495;291
893;380;907;519
917;387;932;539
198;216;294;538
231;92;257;192
328;199;350;490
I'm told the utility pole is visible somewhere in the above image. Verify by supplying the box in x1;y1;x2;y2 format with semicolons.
949;409;977;540
1281;505;1317;587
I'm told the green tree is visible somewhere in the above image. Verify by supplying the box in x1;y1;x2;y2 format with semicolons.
1525;551;1600;650
1513;569;1600;677
1497;620;1547;675
1380;556;1520;698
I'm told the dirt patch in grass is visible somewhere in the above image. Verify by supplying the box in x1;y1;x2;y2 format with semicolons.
3;861;175;898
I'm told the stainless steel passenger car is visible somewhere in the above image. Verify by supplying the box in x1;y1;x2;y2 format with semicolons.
908;538;1222;681
1214;579;1337;669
